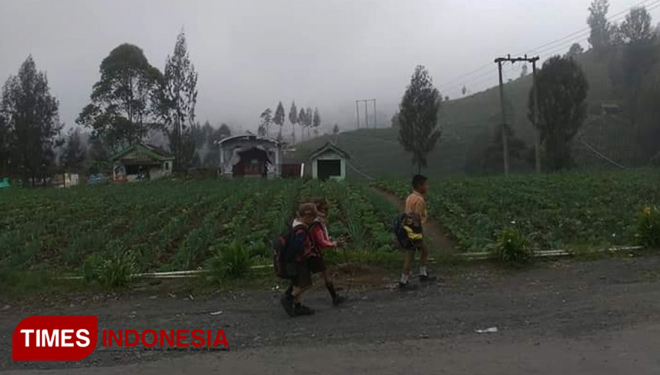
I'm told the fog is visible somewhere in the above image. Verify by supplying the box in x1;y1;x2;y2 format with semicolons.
0;0;647;133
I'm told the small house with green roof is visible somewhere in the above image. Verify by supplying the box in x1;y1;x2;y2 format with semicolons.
110;143;174;182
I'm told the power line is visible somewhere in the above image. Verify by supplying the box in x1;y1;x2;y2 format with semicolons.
449;0;660;98
520;0;658;56
439;0;660;94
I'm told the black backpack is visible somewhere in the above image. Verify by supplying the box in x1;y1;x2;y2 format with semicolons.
273;225;306;279
393;213;421;250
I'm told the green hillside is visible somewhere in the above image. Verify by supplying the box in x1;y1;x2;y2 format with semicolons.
288;49;645;179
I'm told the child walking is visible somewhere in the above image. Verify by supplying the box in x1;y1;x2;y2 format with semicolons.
400;174;437;289
280;203;319;317
309;197;347;306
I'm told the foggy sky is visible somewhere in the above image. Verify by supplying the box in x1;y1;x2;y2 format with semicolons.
0;0;652;134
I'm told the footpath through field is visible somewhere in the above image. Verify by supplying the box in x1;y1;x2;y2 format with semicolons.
370;186;455;254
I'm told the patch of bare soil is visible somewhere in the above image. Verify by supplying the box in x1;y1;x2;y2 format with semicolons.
370;186;456;253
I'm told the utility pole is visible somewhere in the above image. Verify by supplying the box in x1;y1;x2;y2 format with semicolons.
373;99;377;128
495;58;509;176
356;99;377;129
532;59;541;173
494;54;541;175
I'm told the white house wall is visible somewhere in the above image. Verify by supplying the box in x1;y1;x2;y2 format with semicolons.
310;150;346;180
219;139;281;177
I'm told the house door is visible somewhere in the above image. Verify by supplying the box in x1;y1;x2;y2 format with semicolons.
233;148;269;177
317;159;341;181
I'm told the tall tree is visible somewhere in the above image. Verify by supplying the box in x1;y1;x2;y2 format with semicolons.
528;56;588;171
288;101;298;143
397;65;442;174
77;44;162;152
260;108;272;137
217;123;232;139
203;123;232;169
1;56;62;184
157;31;198;171
273;101;286;139
298;107;307;141
87;134;110;174
333;124;339;135
587;0;613;52
565;43;585;59
614;7;658;132
0;112;10;176
62;127;87;173
313;108;321;136
305;107;313;139
313;108;321;127
620;7;654;43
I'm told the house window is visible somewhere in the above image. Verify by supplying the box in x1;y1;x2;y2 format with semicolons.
165;162;169;170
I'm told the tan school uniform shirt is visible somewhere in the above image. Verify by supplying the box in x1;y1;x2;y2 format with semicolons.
405;190;428;225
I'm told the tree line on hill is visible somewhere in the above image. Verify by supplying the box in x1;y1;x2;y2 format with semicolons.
258;102;325;143
0;31;330;184
397;0;660;174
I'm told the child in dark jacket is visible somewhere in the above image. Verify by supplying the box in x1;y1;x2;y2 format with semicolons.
280;203;319;317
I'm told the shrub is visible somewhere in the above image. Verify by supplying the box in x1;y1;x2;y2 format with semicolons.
82;254;104;283
637;206;660;248
492;226;532;264
97;252;136;288
206;241;252;283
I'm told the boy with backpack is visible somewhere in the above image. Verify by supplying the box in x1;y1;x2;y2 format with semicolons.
399;174;437;289
279;203;319;317
309;197;347;306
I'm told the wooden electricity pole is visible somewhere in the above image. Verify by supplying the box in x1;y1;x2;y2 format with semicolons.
495;58;509;176
494;54;541;175
356;100;360;129
531;59;541;173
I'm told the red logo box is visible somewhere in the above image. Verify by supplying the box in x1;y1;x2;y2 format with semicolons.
13;315;98;361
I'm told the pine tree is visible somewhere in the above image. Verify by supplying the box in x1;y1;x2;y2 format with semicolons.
274;101;286;140
157;31;198;171
397;65;442;174
305;107;313;139
288;101;298;143
260;108;273;137
298;108;307;141
588;0;613;53
1;56;62;184
313;108;321;136
528;56;588;171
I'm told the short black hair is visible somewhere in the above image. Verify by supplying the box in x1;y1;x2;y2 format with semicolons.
412;174;428;189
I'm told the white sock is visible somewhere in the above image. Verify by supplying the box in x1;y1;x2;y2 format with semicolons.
400;274;410;284
420;266;428;276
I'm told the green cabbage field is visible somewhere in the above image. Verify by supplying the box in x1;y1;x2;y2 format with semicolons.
1;169;659;288
0;179;397;280
376;169;660;252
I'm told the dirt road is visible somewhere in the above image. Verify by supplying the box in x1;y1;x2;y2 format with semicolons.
3;255;660;374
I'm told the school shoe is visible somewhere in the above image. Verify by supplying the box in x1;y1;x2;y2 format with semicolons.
419;275;438;283
398;281;418;291
294;304;316;316
280;293;295;317
332;295;348;306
